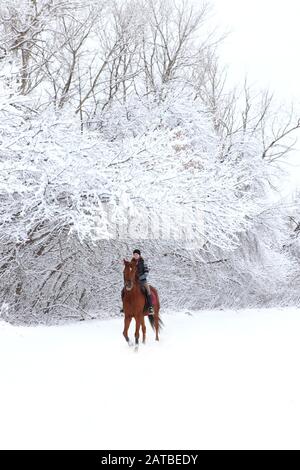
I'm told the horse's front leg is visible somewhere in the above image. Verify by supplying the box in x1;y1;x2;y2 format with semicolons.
134;316;142;351
123;315;132;346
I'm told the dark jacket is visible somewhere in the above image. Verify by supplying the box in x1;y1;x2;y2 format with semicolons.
133;257;149;282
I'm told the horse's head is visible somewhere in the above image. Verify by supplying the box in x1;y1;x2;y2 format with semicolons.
123;258;137;291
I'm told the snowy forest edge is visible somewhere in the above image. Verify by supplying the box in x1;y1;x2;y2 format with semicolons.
1;0;300;325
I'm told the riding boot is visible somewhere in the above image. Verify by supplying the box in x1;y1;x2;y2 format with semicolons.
146;292;154;314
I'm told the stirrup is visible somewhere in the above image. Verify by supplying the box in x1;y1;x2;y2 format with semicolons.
148;306;154;314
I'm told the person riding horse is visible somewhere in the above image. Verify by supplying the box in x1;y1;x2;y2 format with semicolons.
132;249;154;314
122;255;162;348
121;249;154;315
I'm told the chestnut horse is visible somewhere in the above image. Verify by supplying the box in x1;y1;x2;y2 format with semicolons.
122;259;163;350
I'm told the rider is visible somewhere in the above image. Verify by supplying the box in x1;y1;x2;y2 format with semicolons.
132;249;154;314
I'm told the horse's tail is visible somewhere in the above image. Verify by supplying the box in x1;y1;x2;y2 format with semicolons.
148;313;164;332
148;287;163;332
148;314;155;330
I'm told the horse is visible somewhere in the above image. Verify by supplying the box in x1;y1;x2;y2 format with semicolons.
122;258;163;350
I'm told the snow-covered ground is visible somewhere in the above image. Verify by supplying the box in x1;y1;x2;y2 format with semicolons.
1;307;300;450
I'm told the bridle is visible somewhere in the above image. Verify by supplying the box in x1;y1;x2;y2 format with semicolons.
124;263;137;291
125;280;133;291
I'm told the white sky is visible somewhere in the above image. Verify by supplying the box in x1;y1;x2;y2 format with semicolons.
207;0;300;195
211;0;300;104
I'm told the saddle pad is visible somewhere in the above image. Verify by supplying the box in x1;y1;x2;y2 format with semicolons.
151;292;156;305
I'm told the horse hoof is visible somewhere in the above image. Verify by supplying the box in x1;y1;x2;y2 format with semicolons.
134;345;139;352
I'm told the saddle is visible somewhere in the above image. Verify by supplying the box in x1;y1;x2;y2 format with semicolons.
141;285;157;310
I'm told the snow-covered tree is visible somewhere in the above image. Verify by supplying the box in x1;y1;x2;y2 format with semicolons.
0;0;299;323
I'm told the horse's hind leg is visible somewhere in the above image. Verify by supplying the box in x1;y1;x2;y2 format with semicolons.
154;310;160;341
123;316;132;345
